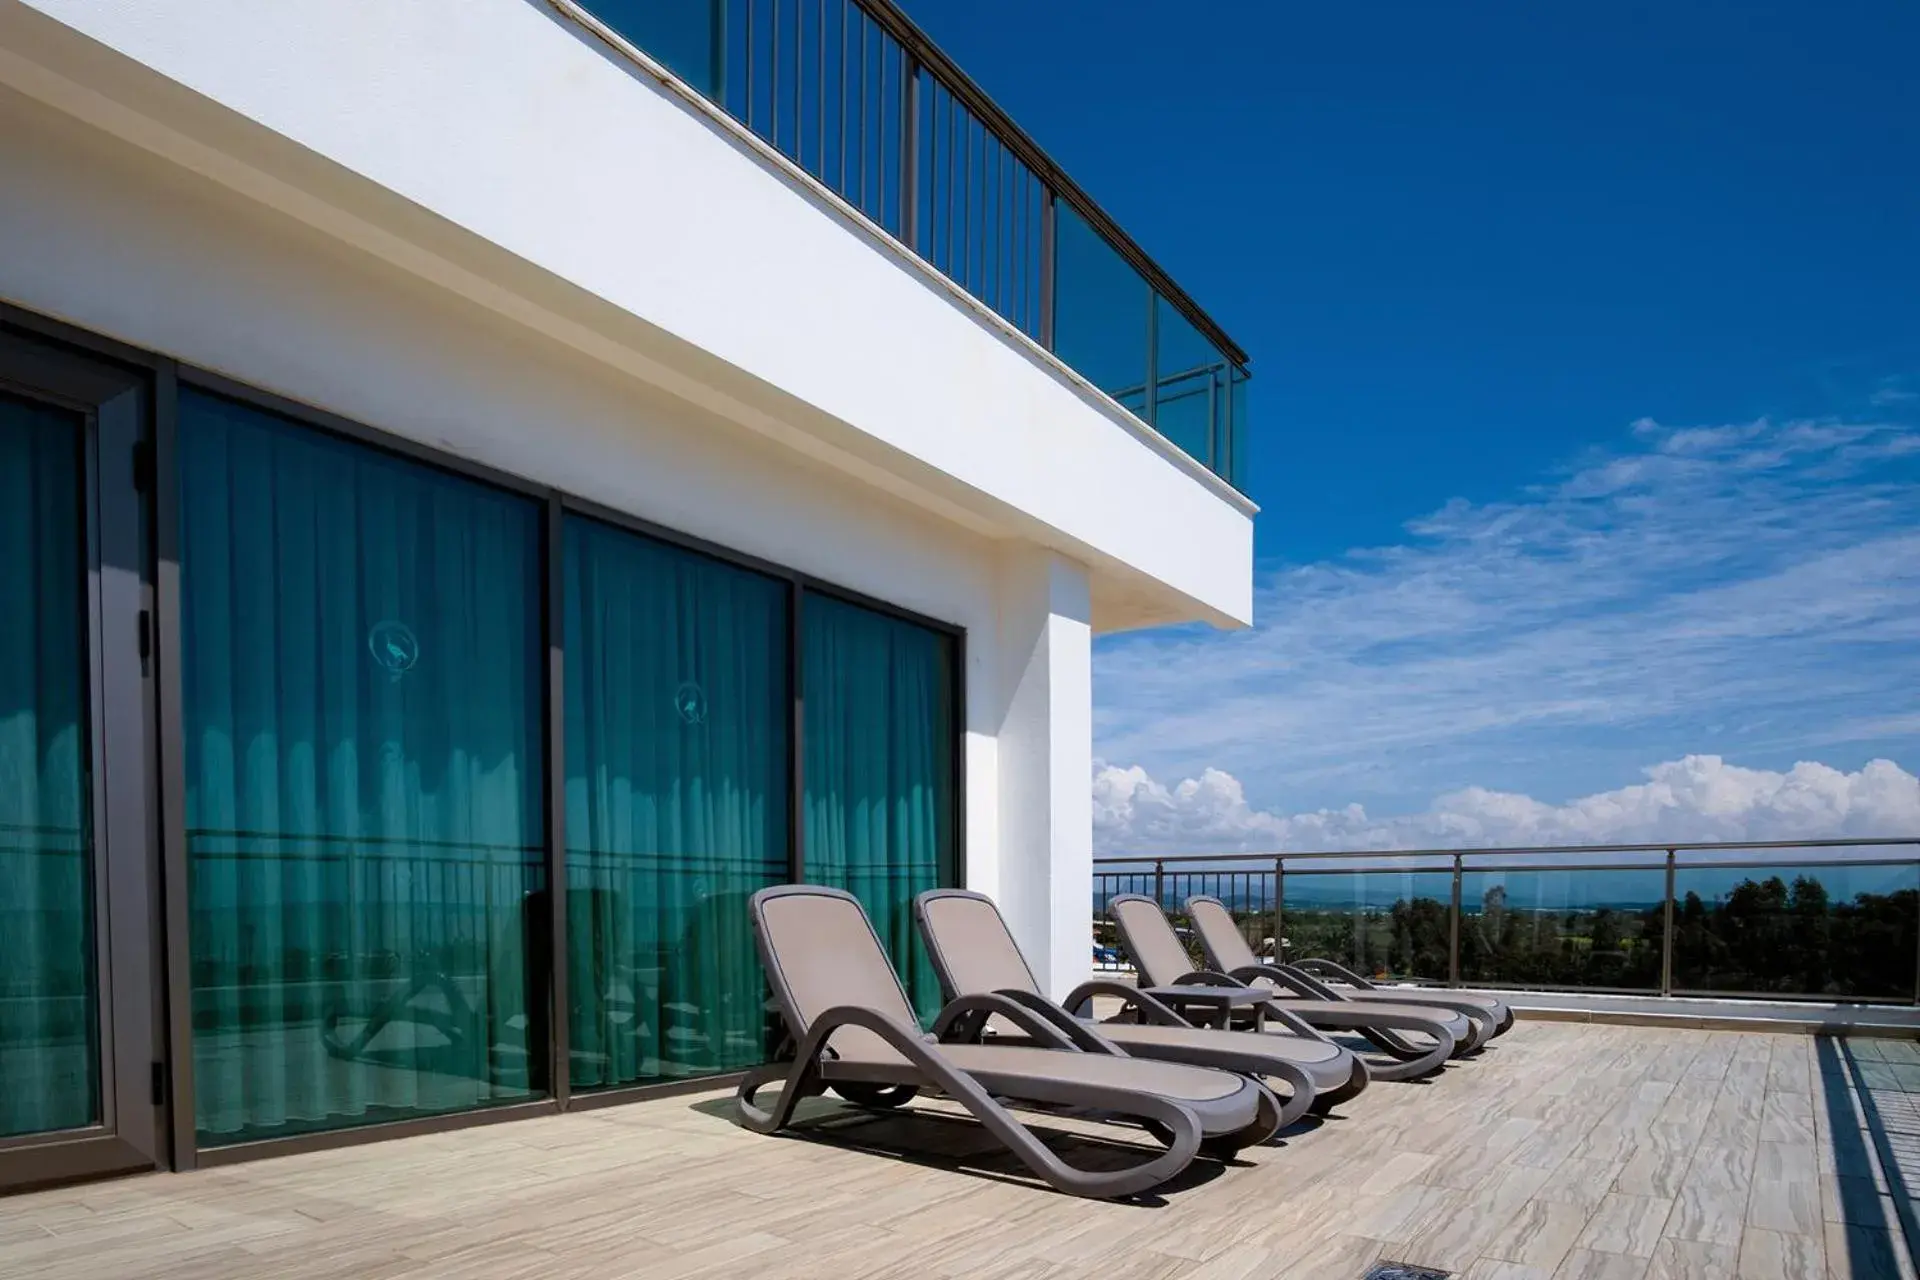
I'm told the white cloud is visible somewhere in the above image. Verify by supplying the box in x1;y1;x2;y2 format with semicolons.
1093;754;1920;856
1095;413;1920;814
1870;378;1917;408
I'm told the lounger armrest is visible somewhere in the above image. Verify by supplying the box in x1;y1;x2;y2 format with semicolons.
990;990;1129;1056
1294;958;1376;990
1263;1003;1328;1039
931;993;1078;1051
1059;980;1189;1028
1227;963;1324;1000
1276;964;1349;1001
1172;970;1244;987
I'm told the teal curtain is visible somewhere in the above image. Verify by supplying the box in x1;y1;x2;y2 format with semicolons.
564;517;787;1088
0;394;97;1138
802;595;956;1023
179;390;545;1146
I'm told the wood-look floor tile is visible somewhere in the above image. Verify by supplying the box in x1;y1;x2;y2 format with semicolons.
1538;1157;1626;1212
1764;1093;1819;1145
1464;1260;1555;1280
1749;1175;1823;1237
1483;1199;1591;1272
1644;1237;1740;1280
1574;1193;1673;1258
1735;1226;1825;1280
1553;1248;1653;1280
1666;1151;1754;1247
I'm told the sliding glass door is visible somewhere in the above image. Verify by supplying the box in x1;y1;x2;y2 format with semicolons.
802;595;957;1023
563;516;789;1090
1;306;968;1181
176;389;546;1146
0;333;162;1189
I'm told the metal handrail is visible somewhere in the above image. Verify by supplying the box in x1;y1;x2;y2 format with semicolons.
1093;838;1920;1005
847;0;1249;367
1095;837;1920;867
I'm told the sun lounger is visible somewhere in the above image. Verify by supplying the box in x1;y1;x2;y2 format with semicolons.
1185;894;1511;1047
913;888;1370;1124
1108;893;1465;1081
1285;956;1512;1040
735;884;1283;1199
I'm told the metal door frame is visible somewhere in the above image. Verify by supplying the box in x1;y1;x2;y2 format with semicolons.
0;329;164;1191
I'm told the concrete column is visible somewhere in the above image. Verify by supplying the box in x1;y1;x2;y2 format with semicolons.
994;549;1093;1000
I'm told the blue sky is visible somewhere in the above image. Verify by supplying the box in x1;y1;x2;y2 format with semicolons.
905;1;1920;848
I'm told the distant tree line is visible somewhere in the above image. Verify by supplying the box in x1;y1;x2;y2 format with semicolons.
1254;876;1915;1000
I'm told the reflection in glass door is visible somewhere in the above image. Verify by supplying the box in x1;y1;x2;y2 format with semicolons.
0;333;161;1189
0;392;98;1139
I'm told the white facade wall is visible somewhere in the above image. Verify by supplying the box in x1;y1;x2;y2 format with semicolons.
0;0;1253;995
0;81;1085;994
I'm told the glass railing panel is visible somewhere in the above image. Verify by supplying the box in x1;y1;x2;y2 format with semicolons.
576;1;1251;491
1165;868;1275;971
1091;868;1155;971
1670;862;1920;1001
1280;870;1453;984
918;78;1044;341
1152;294;1229;471
1089;867;1276;973
1226;363;1249;490
590;0;724;99
1458;868;1665;991
1053;202;1151;417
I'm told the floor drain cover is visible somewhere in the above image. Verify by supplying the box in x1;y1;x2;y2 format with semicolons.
1364;1266;1450;1280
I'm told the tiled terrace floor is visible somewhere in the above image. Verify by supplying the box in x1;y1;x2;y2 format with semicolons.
3;1023;1918;1279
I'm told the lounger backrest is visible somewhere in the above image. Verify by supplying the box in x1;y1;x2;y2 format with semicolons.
913;889;1042;999
750;885;925;1059
1186;896;1260;972
1107;894;1197;987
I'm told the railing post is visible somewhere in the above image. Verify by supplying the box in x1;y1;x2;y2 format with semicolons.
1273;856;1284;963
1206;363;1220;472
900;52;920;249
1661;848;1676;998
1143;287;1159;426
1038;186;1056;351
1153;858;1165;909
1911;857;1919;1007
1448;853;1462;987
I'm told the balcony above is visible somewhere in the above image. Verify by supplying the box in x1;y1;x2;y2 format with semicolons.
0;0;1257;630
569;0;1253;492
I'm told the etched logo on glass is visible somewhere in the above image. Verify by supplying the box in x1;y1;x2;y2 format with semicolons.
674;680;707;725
368;620;419;682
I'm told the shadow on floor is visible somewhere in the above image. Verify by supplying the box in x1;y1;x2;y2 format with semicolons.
1816;1035;1920;1277
685;1092;1232;1203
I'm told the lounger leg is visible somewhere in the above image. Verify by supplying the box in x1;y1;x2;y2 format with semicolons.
736;1006;1209;1200
1354;1022;1455;1081
1207;1079;1288;1156
735;1057;828;1134
1258;1062;1313;1134
1310;1057;1370;1114
831;1083;918;1109
1147;1076;1287;1156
